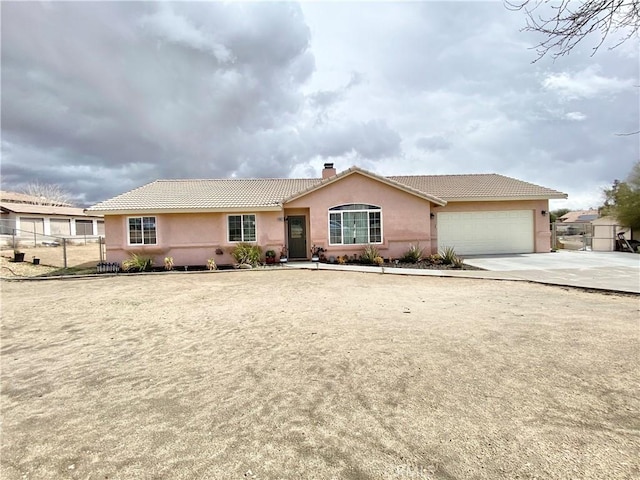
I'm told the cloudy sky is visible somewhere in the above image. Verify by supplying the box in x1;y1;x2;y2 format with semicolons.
2;1;638;209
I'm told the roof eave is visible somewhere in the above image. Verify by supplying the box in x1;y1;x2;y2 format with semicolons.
441;194;568;202
86;205;284;215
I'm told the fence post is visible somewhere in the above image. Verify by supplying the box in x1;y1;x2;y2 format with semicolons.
63;238;68;269
99;237;105;262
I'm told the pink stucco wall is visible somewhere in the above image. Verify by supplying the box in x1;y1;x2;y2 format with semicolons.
285;172;434;259
104;174;553;266
104;211;285;266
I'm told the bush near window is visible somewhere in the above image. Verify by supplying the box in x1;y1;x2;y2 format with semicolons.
360;244;381;264
231;243;262;267
122;253;153;272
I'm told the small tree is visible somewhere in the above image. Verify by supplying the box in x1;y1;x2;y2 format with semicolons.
601;162;640;231
550;208;571;223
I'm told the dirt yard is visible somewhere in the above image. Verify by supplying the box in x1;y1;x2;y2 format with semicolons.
1;271;638;479
0;243;103;270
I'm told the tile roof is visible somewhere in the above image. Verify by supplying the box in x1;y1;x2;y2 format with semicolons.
87;178;321;212
389;173;567;201
0;190;73;206
1;202;102;218
87;168;567;213
558;209;600;223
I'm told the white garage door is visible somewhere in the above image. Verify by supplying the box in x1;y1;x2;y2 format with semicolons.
50;218;71;236
437;210;534;255
19;217;44;236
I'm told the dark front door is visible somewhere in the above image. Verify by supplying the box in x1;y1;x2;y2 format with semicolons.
287;216;307;259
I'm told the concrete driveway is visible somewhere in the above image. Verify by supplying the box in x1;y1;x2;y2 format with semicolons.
288;250;639;294
464;250;640;294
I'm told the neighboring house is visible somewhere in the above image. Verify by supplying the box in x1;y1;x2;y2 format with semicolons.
87;164;567;266
0;191;104;240
558;209;599;223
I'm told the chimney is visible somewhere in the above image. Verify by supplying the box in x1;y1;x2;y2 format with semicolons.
322;163;336;179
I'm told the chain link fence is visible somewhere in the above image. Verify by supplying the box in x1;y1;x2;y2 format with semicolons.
552;221;633;252
552;222;593;250
1;228;105;272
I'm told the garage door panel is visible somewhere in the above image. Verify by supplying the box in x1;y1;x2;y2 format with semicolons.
437;210;534;255
50;219;71;236
20;217;44;236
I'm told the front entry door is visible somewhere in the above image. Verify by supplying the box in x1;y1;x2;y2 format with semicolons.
287;216;307;259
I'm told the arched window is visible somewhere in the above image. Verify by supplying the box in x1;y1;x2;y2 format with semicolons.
328;204;382;245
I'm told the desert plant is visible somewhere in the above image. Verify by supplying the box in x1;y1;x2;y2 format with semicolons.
265;249;276;258
164;257;174;271
337;255;347;265
361;244;380;264
231;243;262;267
373;256;384;266
425;253;443;265
122;253;153;272
439;246;464;267
400;243;423;263
207;258;217;271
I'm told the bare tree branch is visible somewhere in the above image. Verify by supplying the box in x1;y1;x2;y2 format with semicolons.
506;0;640;61
21;182;74;206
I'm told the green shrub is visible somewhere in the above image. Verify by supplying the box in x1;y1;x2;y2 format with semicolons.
232;243;262;267
361;244;381;264
122;253;153;272
400;243;423;263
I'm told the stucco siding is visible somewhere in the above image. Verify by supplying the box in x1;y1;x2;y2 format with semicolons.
285;172;434;259
105;212;286;266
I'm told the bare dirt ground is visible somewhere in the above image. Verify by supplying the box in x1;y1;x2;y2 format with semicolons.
1;271;638;480
0;243;103;271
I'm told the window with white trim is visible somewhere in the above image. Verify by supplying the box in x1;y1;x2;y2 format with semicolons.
329;204;382;245
128;216;157;245
228;214;256;242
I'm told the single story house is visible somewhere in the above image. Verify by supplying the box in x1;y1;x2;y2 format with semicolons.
87;164;567;266
0;191;104;242
558;209;599;223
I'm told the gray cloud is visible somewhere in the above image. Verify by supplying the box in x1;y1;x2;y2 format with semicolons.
416;135;452;152
302;120;402;160
1;1;637;209
1;2;321;203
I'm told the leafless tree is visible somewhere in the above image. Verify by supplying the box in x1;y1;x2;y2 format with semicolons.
22;182;74;206
506;0;640;61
